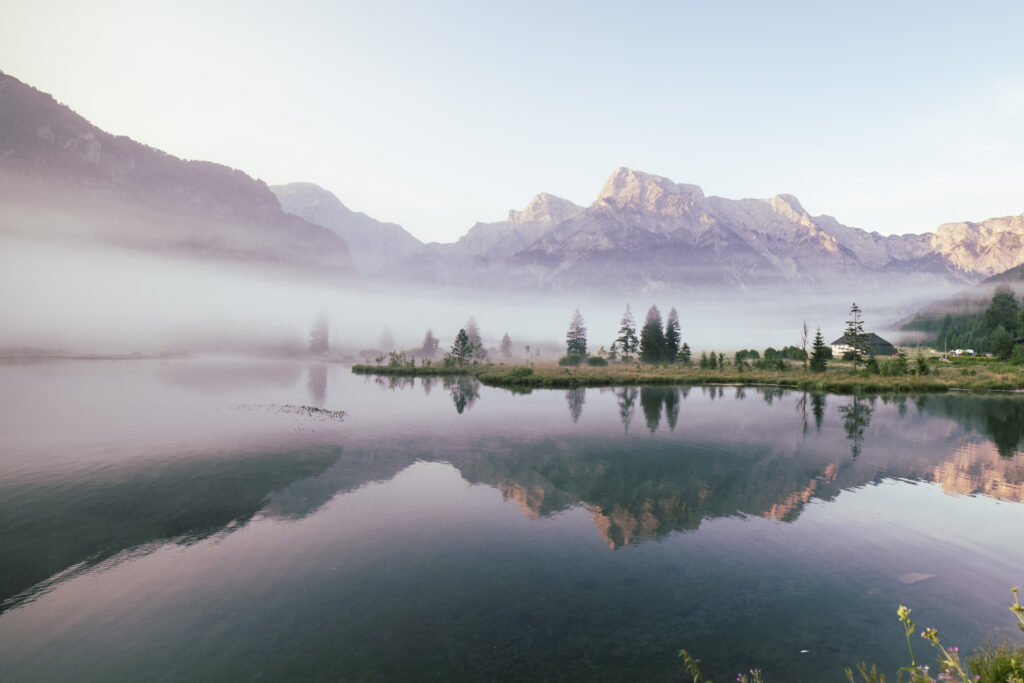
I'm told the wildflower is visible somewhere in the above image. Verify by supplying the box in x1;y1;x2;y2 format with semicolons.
921;627;939;644
897;605;911;621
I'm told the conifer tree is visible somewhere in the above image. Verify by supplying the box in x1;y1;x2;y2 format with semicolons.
679;342;692;366
465;316;486;359
309;312;330;354
844;303;868;370
500;332;512;358
810;327;829;372
446;329;474;366
664;307;681;363
639;305;665;364
566;308;588;357
615;304;639;361
419;328;439;358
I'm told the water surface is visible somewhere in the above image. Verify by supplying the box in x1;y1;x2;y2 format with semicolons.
1;360;1022;681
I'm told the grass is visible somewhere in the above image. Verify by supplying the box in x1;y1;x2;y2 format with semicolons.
351;357;1024;394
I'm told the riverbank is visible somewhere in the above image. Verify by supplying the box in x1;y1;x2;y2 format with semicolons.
352;358;1024;393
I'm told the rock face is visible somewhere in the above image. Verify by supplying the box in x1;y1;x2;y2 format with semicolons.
0;70;355;276
271;182;421;276
382;167;1022;293
932;214;1024;276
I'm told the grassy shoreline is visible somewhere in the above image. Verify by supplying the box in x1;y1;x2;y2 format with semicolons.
352;359;1024;394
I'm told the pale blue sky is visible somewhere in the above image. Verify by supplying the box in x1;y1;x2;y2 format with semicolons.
3;0;1023;242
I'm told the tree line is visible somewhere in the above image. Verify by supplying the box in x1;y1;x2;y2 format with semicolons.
904;285;1024;360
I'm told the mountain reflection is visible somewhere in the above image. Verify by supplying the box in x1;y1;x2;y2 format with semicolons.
0;447;341;612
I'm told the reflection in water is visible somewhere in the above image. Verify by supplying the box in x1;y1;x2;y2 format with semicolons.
421;376;436;396
565;388;585;423
811;393;825;431
375;375;415;391
307;364;327;406
4;365;1024;683
615;386;637;433
157;361;302;395
0;447;342;612
640;386;663;432
839;395;874;457
639;387;683;433
444;376;480;414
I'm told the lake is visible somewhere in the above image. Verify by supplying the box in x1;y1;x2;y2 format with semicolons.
0;359;1022;681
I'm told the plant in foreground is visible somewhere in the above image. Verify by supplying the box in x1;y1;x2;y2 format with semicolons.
682;589;1024;683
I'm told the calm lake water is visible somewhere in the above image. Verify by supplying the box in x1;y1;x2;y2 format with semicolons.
1;360;1022;681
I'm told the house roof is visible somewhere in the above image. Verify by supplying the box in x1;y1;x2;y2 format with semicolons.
830;332;898;353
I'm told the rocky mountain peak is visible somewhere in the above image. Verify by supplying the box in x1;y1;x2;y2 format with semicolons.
507;192;583;225
595;167;705;216
272;182;351;215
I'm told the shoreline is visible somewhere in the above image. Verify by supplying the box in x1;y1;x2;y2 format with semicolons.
352;360;1024;394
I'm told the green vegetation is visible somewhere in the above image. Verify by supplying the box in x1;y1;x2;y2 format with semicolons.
353;353;1024;393
680;589;1024;682
904;286;1024;359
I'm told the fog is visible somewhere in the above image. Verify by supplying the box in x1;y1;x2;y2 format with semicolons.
0;231;966;358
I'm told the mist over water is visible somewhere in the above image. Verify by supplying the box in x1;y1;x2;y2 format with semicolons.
0;232;956;356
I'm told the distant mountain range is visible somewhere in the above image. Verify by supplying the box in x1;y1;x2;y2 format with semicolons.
0;70;354;275
275;168;1024;295
5;69;1024;295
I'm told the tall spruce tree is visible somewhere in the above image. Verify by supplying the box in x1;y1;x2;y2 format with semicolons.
419;328;439;358
639;305;665;364
844;303;868;370
500;332;512;358
664;307;681;363
309;311;330;355
810;327;828;372
465;316;486;359
566;308;588;357
615;304;639;361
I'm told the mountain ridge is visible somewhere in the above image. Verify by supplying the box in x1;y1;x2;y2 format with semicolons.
0;70;355;276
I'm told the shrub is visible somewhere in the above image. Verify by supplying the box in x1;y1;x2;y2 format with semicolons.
558;354;583;366
587;356;608;366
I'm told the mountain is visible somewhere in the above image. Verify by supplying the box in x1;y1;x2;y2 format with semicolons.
270;182;421;277
0;71;355;276
382;167;1021;293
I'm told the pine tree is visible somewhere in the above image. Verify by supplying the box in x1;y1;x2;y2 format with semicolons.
419;328;439;358
844;303;869;370
810;327;828;372
500;332;512;358
664;307;681;363
615;304;639;361
566;308;588;357
639;305;665;364
446;329;474;366
309;312;330;354
465;316;486;359
679;342;692;366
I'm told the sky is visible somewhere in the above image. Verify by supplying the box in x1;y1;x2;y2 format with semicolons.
2;0;1023;244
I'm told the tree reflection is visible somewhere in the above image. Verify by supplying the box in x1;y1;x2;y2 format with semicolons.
616;387;637;433
444;376;480;414
306;364;327;407
811;393;825;431
983;399;1024;458
566;388;586;423
838;396;873;458
421;376;436;396
640;387;682;433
